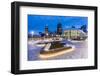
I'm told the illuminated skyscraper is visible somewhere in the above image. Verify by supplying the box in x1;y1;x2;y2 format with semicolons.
57;22;62;35
45;25;49;36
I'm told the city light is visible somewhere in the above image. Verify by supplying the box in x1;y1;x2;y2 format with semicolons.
30;31;34;36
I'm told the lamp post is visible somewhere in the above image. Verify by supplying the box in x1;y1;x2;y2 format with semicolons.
30;31;34;40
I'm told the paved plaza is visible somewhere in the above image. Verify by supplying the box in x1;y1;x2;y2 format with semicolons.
28;40;88;61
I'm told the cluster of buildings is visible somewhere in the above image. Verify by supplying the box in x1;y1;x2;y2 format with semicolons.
63;28;87;40
44;23;62;37
28;22;87;40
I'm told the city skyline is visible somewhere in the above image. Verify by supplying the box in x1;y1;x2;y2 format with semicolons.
28;15;88;61
28;15;88;34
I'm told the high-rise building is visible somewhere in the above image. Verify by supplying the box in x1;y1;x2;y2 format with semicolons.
45;25;49;36
57;23;62;35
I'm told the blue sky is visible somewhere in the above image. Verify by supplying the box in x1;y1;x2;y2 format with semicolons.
28;15;88;34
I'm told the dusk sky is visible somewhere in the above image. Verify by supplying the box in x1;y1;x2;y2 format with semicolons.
28;15;88;34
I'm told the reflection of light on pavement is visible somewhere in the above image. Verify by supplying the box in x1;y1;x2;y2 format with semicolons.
39;46;75;59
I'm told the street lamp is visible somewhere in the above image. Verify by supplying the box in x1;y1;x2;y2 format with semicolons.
30;31;34;38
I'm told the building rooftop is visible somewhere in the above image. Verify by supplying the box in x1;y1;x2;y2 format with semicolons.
64;28;81;31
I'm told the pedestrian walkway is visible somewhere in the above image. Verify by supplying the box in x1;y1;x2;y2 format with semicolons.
44;43;51;51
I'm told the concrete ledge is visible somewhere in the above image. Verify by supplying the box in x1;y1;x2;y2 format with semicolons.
39;46;75;59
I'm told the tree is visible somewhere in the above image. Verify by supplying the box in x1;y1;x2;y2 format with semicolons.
80;25;87;33
72;25;75;28
39;32;45;37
